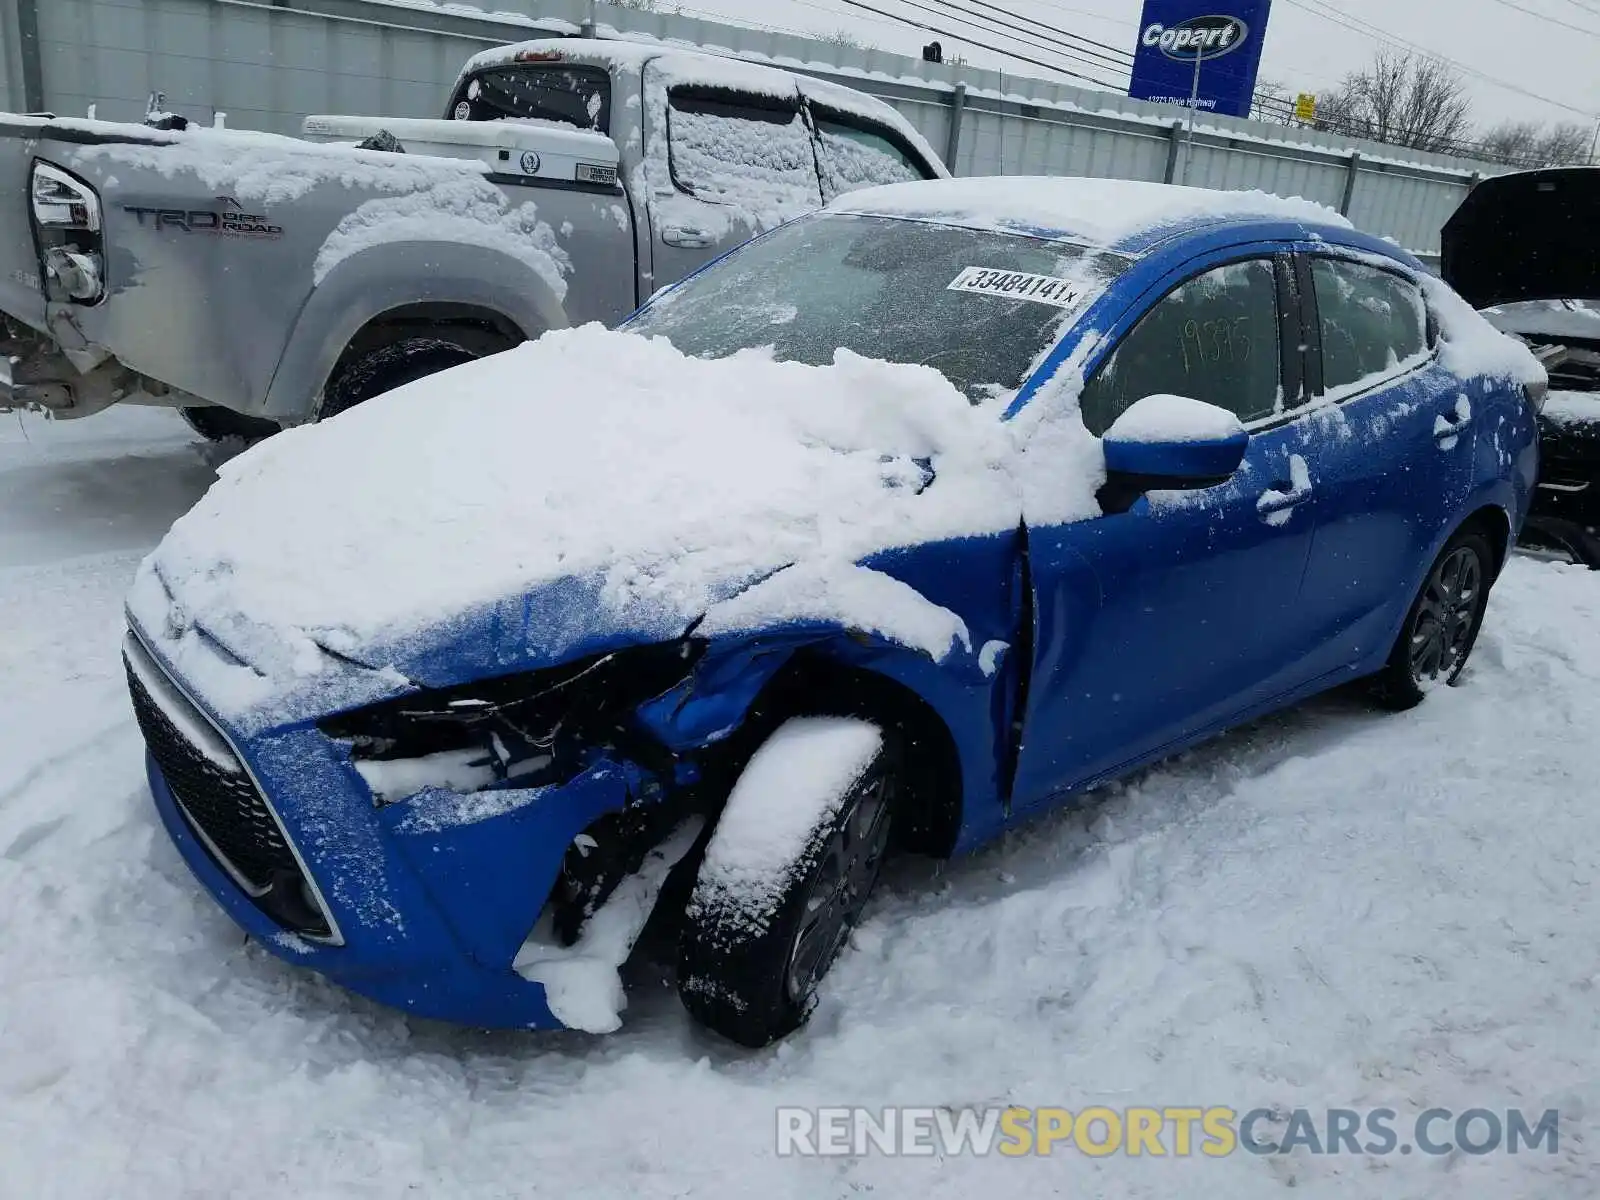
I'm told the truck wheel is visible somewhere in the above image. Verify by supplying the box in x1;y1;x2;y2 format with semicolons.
679;717;897;1047
318;336;481;421
179;407;282;443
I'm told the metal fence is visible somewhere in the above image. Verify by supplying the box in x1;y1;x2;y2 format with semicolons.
0;0;1502;254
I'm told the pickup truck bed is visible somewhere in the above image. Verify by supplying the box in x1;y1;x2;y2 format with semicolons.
0;36;945;433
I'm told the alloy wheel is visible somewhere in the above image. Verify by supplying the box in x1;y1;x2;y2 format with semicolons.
785;773;894;1004
1408;545;1483;687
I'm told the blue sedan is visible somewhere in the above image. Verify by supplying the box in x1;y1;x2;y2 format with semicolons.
125;178;1543;1046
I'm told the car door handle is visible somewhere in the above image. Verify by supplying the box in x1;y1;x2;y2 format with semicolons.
1257;455;1314;526
661;226;713;248
1434;397;1474;446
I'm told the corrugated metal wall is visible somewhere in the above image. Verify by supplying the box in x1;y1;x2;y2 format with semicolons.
3;0;1496;253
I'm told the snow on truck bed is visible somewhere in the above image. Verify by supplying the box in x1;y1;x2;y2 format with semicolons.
4;407;1600;1197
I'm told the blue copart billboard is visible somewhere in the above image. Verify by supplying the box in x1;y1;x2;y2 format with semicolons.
1127;0;1272;120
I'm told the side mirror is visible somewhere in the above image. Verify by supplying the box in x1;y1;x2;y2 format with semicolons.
1098;394;1248;513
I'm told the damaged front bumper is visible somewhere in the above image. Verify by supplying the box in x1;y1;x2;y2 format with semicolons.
131;626;709;1031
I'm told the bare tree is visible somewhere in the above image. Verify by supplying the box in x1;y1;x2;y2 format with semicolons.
1479;120;1592;167
1315;50;1472;153
818;28;868;50
1250;79;1298;126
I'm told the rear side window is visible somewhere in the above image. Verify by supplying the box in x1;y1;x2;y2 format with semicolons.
451;65;611;133
666;89;822;211
1080;259;1283;436
812;113;928;200
1311;258;1428;395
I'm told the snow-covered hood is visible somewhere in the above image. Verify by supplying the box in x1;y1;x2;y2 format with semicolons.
131;326;1103;730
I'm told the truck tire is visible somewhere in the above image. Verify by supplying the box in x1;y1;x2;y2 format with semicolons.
678;717;898;1047
318;336;483;421
179;407;282;443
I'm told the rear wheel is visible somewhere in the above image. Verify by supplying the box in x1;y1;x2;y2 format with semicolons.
1371;528;1494;710
317;335;484;421
679;717;897;1047
179;406;281;443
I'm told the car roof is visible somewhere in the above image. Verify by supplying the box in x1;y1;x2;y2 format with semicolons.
829;175;1381;259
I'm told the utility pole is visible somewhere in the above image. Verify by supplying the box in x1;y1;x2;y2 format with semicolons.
1181;43;1206;185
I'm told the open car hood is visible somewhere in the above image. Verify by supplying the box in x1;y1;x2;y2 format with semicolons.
1441;167;1600;310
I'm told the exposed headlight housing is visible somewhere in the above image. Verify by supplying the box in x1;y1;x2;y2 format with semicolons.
319;639;705;804
30;161;105;303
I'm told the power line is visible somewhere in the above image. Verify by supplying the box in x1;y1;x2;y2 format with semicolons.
830;0;1126;88
934;0;1135;65
882;0;1132;79
1479;0;1600;38
1552;0;1600;16
1281;0;1598;118
918;0;1134;75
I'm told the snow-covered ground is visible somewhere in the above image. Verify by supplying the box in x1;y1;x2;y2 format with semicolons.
3;406;1599;1197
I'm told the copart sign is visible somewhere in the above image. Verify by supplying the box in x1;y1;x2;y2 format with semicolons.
1127;0;1272;119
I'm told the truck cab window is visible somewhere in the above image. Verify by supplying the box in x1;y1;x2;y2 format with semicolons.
451;66;611;133
665;88;822;211
810;112;929;200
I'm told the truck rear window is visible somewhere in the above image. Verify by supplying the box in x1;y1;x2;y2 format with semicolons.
448;64;611;133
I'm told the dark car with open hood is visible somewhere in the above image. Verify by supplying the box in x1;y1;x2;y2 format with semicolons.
1443;166;1600;565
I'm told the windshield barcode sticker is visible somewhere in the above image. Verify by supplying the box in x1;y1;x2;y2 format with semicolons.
947;267;1082;308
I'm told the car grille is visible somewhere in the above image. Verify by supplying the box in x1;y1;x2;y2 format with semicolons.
124;633;335;940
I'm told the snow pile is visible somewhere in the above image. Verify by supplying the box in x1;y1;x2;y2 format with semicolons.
1543;390;1600;428
71;126;492;207
312;176;571;292
690;717;881;929
138;325;1102;716
1421;275;1548;390
1103;394;1245;444
514;818;703;1033
834;176;1353;247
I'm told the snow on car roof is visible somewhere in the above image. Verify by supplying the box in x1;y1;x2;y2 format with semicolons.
832;176;1353;251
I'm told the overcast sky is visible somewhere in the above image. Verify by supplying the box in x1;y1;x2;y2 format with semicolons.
690;0;1600;133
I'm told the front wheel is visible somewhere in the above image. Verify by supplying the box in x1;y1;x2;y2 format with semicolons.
179;406;281;443
678;717;897;1047
1371;528;1494;711
317;336;483;421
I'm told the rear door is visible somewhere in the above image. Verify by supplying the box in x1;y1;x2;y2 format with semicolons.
642;63;822;290
1290;251;1473;679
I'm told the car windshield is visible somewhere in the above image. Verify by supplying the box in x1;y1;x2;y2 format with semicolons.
624;214;1129;403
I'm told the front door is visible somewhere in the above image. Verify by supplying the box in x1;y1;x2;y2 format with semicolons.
642;63;823;294
1012;253;1323;809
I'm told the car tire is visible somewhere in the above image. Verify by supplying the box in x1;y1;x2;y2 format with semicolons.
317;336;483;421
678;717;898;1047
179;406;282;442
1371;527;1495;711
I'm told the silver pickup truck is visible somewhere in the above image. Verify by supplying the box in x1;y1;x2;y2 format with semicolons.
0;37;945;438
